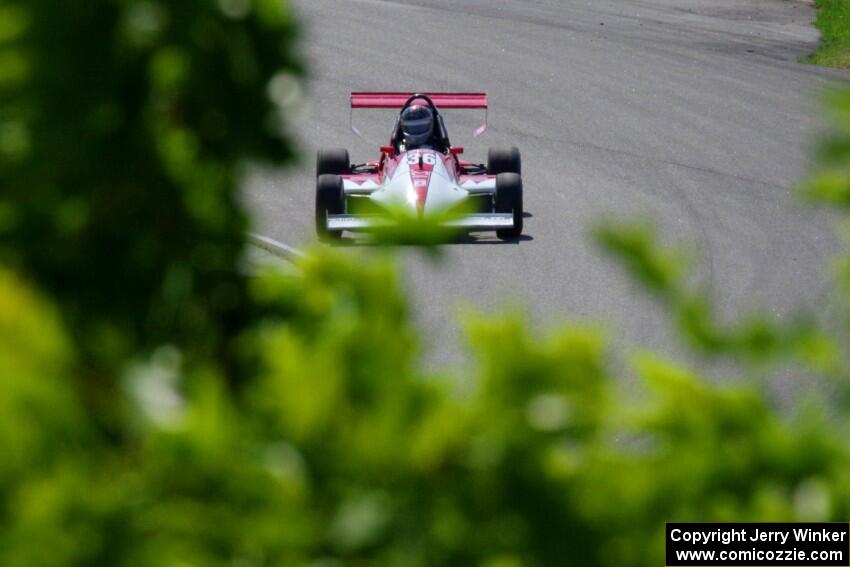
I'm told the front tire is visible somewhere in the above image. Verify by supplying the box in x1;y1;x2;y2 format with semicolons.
487;147;521;175
316;148;350;177
315;174;344;241
494;172;523;240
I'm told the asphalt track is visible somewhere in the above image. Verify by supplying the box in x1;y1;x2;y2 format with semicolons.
248;0;849;376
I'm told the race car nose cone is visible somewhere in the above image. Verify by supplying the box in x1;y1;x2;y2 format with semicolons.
415;184;428;218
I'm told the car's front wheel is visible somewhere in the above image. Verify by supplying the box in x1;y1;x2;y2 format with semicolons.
494;172;523;240
316;148;350;177
315;174;344;241
487;147;521;175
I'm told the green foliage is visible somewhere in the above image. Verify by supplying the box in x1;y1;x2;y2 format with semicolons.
3;1;850;566
4;245;850;565
810;0;850;68
0;0;301;371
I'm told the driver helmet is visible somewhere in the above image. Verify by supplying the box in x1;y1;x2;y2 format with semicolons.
400;105;434;147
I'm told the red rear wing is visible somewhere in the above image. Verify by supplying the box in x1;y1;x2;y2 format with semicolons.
351;92;488;109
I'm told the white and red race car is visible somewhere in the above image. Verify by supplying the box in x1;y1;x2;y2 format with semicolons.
315;92;523;241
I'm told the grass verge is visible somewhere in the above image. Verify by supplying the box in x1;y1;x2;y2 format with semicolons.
810;0;850;68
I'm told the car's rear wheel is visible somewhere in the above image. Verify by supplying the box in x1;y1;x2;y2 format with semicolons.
315;174;344;241
487;147;521;175
316;148;350;176
494;172;523;240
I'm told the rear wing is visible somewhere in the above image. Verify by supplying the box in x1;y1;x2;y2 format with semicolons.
349;91;489;138
350;92;488;109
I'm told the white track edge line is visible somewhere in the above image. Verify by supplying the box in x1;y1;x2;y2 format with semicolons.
246;233;305;262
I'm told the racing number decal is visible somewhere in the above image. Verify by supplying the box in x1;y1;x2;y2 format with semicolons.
406;152;437;166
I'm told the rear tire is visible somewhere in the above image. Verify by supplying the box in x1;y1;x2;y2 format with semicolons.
316;148;350;176
494;172;523;240
487;147;521;175
315;174;344;241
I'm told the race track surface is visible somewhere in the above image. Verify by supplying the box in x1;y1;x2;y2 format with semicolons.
247;0;848;374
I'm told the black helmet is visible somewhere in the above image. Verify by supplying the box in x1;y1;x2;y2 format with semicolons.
400;105;434;147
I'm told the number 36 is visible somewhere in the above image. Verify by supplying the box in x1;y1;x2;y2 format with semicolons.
407;152;437;166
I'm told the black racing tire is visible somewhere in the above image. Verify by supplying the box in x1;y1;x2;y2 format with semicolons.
316;148;350;177
315;174;345;241
487;147;522;175
494;172;523;239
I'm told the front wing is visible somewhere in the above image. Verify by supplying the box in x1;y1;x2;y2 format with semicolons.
326;213;514;232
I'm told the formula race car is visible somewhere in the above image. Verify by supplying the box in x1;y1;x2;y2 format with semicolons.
315;92;523;241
